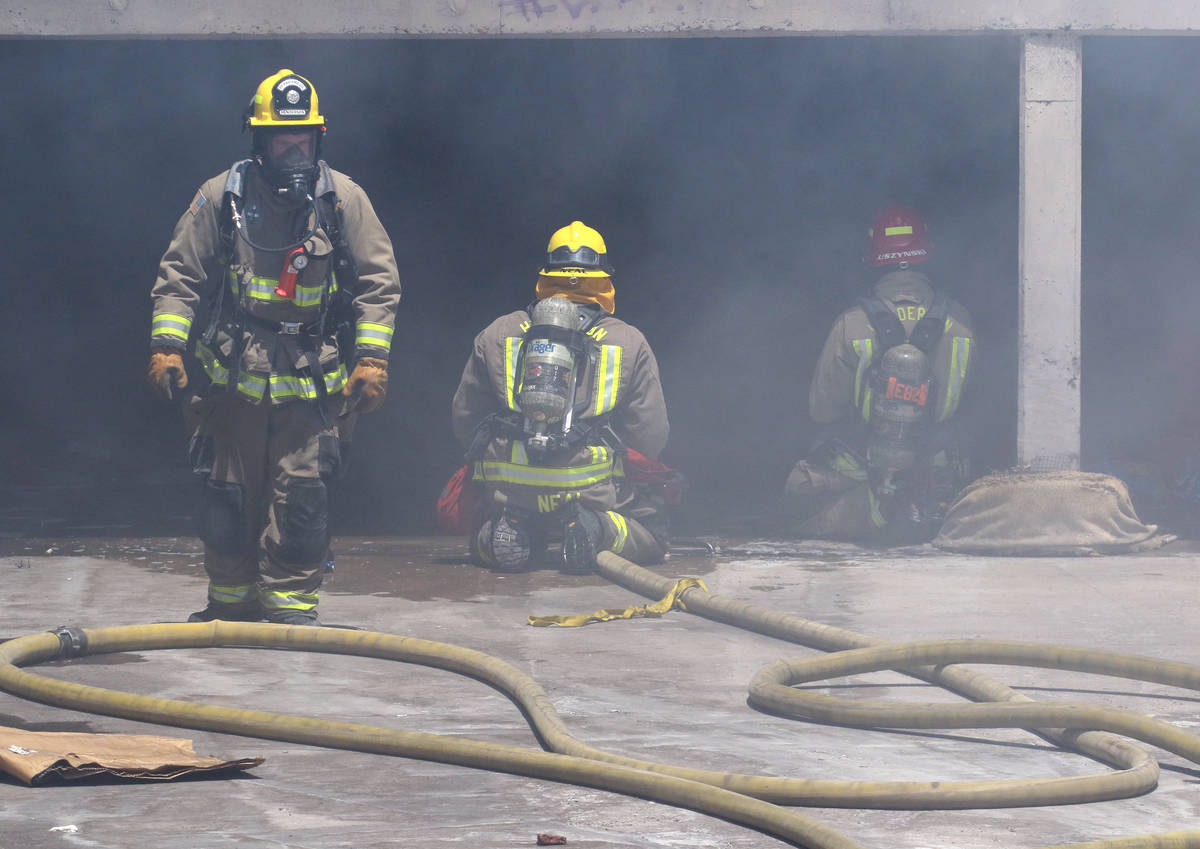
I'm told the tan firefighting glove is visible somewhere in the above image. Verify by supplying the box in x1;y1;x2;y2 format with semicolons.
344;356;388;413
147;347;188;402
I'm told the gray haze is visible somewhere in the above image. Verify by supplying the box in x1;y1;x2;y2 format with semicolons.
0;36;1185;536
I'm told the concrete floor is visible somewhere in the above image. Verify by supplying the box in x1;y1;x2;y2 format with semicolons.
0;534;1198;849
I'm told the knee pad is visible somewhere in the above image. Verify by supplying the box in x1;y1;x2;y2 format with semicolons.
198;479;247;555
277;477;329;564
318;434;346;481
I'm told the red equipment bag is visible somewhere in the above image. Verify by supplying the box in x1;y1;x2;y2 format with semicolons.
434;463;482;535
624;448;686;505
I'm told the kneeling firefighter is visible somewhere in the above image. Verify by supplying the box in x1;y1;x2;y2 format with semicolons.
147;69;401;624
449;221;673;573
782;205;976;543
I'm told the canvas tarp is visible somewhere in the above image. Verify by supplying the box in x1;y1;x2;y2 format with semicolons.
933;471;1173;555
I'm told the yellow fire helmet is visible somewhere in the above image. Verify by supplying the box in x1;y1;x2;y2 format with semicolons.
539;220;614;278
245;69;325;129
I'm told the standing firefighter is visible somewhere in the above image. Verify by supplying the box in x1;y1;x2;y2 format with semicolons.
450;221;672;573
782;205;975;543
147;69;401;625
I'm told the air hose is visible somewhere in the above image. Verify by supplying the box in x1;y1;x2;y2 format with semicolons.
0;552;1196;849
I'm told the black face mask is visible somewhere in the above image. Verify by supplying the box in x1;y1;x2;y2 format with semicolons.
260;135;317;202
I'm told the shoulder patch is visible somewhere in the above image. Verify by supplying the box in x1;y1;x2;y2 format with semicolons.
187;190;207;216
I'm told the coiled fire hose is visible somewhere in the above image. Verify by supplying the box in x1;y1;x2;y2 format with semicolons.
0;549;1194;849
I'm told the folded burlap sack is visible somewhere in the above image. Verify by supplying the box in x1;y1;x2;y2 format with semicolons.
934;471;1172;555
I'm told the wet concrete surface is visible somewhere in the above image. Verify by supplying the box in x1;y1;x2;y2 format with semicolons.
0;535;1198;848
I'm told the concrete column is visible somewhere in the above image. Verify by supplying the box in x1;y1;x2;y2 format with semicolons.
1018;33;1082;468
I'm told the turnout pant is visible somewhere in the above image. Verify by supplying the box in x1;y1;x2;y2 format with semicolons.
186;392;343;617
470;502;668;571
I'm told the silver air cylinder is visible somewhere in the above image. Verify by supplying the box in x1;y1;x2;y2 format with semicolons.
517;297;580;433
867;343;931;484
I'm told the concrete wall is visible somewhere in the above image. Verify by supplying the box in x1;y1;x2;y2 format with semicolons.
8;1;1200;39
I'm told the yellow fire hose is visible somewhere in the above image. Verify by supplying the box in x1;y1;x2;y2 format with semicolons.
0;549;1194;849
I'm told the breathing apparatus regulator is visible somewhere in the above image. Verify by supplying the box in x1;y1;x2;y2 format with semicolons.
513;297;593;457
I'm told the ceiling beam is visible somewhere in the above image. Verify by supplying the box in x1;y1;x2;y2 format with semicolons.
9;0;1200;39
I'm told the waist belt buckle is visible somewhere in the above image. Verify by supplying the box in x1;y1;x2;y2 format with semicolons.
279;321;302;335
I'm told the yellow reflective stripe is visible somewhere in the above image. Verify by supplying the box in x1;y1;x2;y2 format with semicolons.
244;277;281;300
504;337;523;412
884;225;913;236
323;362;349;394
260;589;318;612
831;451;867;481
199;343;343;402
504;441;611;467
208;583;255;604
852;338;873;417
867;489;888;527
605;510;628;554
151;312;192;341
195;342;227;382
270;373;319;401
236;372;268;401
593;344;622;414
472;458;615;488
355;321;393;351
241;276;325;307
198;341;265;400
292;282;325;308
939;336;971;422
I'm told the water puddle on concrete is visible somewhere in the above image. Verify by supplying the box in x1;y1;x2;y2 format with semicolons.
0;534;897;602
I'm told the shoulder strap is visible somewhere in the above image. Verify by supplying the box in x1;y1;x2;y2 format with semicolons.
218;160;253;260
314;162;360;296
856;295;907;350
908;290;950;354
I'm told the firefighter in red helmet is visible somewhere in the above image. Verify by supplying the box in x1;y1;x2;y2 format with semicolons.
781;205;976;542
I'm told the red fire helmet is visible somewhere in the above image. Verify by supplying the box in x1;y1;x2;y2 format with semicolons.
865;204;931;267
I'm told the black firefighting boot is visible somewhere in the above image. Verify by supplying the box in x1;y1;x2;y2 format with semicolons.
186;600;262;623
561;508;603;575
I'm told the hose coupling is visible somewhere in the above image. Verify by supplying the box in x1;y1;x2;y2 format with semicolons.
50;626;88;659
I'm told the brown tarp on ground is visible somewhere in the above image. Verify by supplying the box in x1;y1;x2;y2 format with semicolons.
0;725;263;785
933;471;1173;555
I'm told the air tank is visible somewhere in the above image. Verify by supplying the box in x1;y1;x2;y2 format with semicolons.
868;342;931;480
517;297;580;430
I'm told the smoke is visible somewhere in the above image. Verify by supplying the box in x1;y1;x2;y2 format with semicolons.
0;35;1032;535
